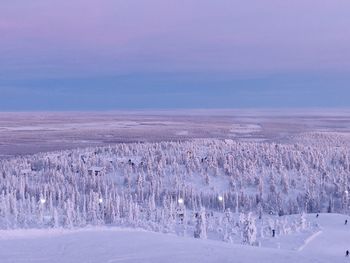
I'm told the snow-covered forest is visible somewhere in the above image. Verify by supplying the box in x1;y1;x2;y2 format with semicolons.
0;135;348;244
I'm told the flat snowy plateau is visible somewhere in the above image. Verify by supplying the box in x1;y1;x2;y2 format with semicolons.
2;110;350;157
1;214;349;263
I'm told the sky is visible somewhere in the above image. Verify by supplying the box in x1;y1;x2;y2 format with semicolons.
0;0;350;110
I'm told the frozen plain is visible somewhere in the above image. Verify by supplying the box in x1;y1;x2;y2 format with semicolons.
1;109;350;157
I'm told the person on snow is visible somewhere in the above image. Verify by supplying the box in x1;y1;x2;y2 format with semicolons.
346;250;349;257
345;220;348;225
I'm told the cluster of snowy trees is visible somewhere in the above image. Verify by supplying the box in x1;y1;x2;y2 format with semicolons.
0;138;345;243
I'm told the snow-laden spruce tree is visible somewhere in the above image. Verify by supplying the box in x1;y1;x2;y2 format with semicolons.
194;208;207;239
299;212;307;230
241;212;257;246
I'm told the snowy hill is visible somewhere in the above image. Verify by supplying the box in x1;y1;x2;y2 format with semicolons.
1;213;349;263
1;138;349;229
1;138;350;261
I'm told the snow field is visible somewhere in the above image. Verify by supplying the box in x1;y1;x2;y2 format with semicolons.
0;214;349;263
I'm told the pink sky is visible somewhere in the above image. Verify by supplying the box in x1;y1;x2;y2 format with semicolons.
1;0;350;78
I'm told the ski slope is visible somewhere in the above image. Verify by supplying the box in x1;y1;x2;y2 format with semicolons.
0;214;349;263
300;214;350;259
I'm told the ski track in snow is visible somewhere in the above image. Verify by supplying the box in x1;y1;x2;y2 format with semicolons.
297;230;323;252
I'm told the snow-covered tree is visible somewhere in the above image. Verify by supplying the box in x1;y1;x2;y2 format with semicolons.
241;213;257;245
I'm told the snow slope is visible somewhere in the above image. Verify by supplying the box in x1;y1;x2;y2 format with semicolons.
300;213;350;259
0;213;349;263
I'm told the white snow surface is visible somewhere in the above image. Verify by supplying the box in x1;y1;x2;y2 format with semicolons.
0;213;349;263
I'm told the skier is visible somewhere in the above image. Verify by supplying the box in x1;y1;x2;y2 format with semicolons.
345;219;348;225
346;250;349;257
316;213;319;218
272;229;276;238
